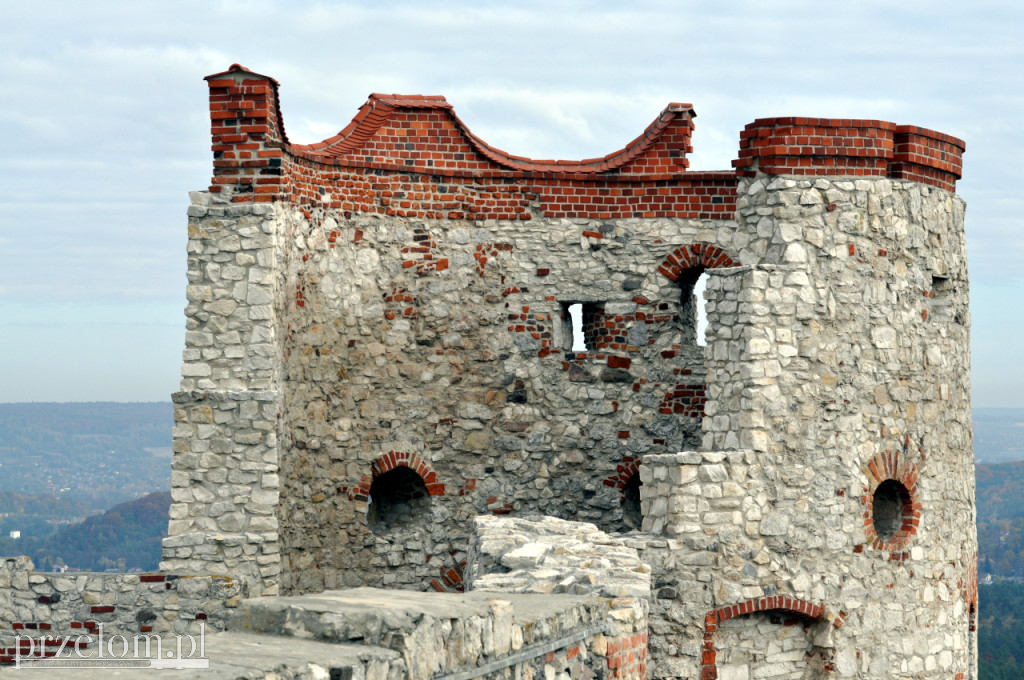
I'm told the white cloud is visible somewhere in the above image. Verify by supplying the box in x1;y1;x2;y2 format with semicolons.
1;0;1023;401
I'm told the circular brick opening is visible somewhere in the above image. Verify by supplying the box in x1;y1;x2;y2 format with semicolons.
872;479;913;542
368;466;430;531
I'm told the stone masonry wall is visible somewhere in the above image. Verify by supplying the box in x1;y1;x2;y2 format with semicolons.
160;194;285;597
630;176;974;679
273;203;744;594
466;515;651;679
0;557;240;665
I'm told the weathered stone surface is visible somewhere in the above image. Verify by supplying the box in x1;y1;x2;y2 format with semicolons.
467;516;651;600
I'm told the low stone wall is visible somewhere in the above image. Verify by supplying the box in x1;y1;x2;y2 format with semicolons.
230;589;621;680
467;516;650;679
0;557;241;665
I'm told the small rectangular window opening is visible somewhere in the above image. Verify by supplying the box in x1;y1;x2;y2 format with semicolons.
694;272;709;347
562;302;603;352
568;303;586;351
930;274;954;323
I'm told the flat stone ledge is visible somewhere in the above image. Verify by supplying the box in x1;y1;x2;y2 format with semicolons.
5;631;397;680
229;587;604;642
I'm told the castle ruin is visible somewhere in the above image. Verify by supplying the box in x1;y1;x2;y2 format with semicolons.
1;64;975;679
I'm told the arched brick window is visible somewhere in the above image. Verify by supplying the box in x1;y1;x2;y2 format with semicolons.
351;452;444;532
702;597;840;680
862;450;921;551
658;244;738;344
604;457;642;533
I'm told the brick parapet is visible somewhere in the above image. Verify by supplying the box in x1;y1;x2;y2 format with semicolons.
734;116;964;192
204;65;964;214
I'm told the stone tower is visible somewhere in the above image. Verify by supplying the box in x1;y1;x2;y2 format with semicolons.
162;64;975;678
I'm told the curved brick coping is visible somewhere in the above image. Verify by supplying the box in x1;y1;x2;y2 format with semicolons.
861;449;921;551
290;96;696;177
203;64;735;217
207;64;697;177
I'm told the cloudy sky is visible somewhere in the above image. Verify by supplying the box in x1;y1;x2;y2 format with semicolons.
1;1;1021;406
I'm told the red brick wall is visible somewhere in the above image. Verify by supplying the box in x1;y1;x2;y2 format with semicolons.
204;66;963;214
734;117;964;192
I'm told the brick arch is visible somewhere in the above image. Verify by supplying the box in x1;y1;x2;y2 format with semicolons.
861;449;921;551
701;596;838;679
604;456;642;494
349;451;445;501
656;242;739;283
713;596;826;625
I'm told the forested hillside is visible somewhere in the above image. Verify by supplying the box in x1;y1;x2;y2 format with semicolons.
979;583;1024;678
977;461;1024;579
0;492;170;572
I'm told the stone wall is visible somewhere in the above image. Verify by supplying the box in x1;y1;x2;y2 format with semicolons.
228;588;637;680
466;515;651;679
629;167;978;680
272;203;745;594
0;557;240;664
159;194;284;597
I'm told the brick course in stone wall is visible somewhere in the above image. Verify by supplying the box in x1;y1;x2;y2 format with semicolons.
0;557;240;666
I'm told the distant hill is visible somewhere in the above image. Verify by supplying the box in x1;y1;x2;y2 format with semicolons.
974;407;1024;463
0;491;171;572
0;402;171;511
976;460;1024;580
977;460;1024;521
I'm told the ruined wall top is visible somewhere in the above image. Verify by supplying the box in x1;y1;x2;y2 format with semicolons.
205;64;965;215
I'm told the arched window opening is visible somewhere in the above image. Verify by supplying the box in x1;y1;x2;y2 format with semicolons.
620;473;642;531
367;466;430;531
678;267;708;347
872;479;913;542
694;271;709;347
